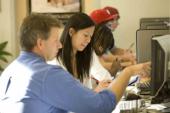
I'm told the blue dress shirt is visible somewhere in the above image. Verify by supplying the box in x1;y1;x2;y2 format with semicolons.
0;51;116;113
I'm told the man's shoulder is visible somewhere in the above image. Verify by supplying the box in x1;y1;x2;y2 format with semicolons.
41;63;70;78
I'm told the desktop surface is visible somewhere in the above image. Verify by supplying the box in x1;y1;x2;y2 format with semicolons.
112;85;170;113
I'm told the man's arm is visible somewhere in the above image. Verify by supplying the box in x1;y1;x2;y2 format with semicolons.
43;62;150;113
43;66;116;113
107;62;150;102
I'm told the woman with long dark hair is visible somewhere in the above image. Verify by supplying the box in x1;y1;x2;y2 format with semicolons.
57;13;94;84
48;13;111;91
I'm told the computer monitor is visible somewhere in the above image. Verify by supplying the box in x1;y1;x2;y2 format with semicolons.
136;29;170;63
151;34;170;100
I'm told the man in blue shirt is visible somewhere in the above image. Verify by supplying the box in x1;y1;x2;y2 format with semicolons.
0;13;150;113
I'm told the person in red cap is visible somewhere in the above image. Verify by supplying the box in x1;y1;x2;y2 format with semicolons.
90;6;120;31
103;6;120;30
90;6;136;66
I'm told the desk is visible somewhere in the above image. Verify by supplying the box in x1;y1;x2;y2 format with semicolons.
112;99;144;113
112;98;170;113
112;86;170;113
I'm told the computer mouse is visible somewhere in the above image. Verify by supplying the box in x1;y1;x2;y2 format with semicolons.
125;93;141;100
161;107;170;113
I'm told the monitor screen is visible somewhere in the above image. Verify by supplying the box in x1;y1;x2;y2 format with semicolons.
151;34;170;97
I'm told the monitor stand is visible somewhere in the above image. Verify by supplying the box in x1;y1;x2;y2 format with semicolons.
151;82;170;104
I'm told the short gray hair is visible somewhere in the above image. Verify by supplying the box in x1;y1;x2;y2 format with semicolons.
19;13;62;51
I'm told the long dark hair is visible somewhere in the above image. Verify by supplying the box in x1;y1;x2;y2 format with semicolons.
92;25;115;56
57;13;95;81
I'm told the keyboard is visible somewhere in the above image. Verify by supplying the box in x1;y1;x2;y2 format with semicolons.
112;99;143;113
137;81;151;95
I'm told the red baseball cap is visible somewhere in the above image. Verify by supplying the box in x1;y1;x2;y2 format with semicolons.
90;8;118;24
103;6;120;19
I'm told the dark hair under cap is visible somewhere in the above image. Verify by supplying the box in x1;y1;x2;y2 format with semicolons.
92;24;115;56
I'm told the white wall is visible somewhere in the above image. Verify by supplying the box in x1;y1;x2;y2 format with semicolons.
15;0;28;56
83;0;100;13
100;0;170;51
0;0;16;68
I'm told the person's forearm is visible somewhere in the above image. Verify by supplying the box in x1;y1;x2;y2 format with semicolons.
107;67;132;103
99;56;120;76
99;57;112;70
111;47;125;55
101;53;117;62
